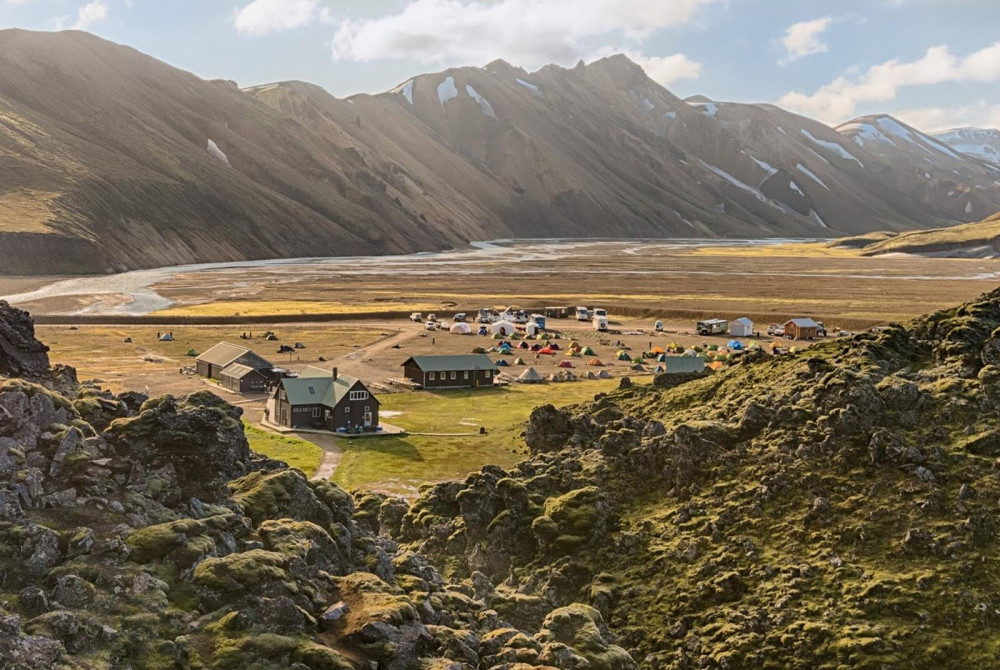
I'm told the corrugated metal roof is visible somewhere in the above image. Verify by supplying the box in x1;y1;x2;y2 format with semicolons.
197;342;250;367
402;354;498;372
220;363;261;380
787;318;820;328
280;368;364;408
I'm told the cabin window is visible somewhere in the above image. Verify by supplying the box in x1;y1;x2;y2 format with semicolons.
311;407;320;418
450;371;457;380
364;406;370;412
464;371;469;380
485;371;492;378
307;386;316;395
428;372;436;381
350;390;369;401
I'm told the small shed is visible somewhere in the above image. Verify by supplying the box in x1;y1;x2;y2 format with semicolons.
730;317;754;337
220;363;269;393
785;318;820;340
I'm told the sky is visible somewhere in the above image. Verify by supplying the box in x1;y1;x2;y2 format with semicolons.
2;0;1000;132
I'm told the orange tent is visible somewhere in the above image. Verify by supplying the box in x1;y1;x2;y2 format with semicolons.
650;346;667;355
588;358;604;367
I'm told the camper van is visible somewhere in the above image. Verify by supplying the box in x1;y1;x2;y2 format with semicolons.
478;308;494;323
409;312;422;322
593;315;609;332
697;319;728;336
453;313;467;322
576;306;591;321
593;308;607;319
531;314;547;330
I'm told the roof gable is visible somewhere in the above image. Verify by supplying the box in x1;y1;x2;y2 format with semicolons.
198;342;250;367
787;318;819;328
220;363;263;379
279;371;369;408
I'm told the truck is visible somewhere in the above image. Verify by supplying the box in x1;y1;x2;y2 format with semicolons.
478;308;494;323
453;312;467;322
409;312;422;322
593;315;609;332
531;314;547;330
696;319;728;336
576;306;591;321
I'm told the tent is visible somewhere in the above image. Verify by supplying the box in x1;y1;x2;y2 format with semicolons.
186;349;198;357
538;347;557;355
650;346;667;355
569;341;581;349
654;365;665;373
616;350;631;361
531;344;543;351
518;341;530;349
496;359;510;367
708;361;724;371
566;349;580;357
518;367;545;383
748;341;762;349
682;349;698;357
548;342;561;350
513;357;526;366
478;325;489;336
159;333;174;342
581;346;596;356
630;363;645;371
598;370;612;379
525;323;540;336
451;322;472;334
588;358;604;367
707;344;719;351
492;333;506;340
770;341;782;350
492;320;517;336
655;320;664;331
472;346;488;354
559;361;574;368
586;371;599;379
656;354;667;362
728;340;745;351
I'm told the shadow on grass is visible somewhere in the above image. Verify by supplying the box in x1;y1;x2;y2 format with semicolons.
342;436;424;461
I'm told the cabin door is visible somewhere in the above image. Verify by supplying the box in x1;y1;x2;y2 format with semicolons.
364;412;373;428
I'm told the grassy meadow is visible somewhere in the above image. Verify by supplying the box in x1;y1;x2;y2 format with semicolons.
332;380;620;496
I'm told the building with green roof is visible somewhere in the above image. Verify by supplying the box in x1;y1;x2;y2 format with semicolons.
270;366;379;432
401;354;498;389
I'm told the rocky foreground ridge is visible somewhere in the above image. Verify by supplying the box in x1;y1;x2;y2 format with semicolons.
4;288;1000;668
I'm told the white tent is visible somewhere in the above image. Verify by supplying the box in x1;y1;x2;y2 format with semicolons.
729;317;754;337
525;322;540;336
491;320;517;336
518;367;545;383
450;322;472;335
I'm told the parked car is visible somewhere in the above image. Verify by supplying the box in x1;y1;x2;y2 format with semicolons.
425;322;438;331
773;327;785;337
453;312;467;322
766;323;780;335
427;313;437;322
410;312;422;322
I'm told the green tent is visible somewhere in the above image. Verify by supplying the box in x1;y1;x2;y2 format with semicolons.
186;349;198;357
513;357;526;365
581;346;596;356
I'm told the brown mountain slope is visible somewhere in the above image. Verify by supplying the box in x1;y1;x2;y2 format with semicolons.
2;31;999;275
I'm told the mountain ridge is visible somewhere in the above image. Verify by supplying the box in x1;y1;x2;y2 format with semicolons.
2;29;1000;275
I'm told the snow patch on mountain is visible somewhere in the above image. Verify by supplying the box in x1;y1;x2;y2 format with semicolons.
966;201;974;214
809;210;828;228
797;164;829;190
206;139;230;167
801;129;863;167
393;79;414;105
465;85;497;118
437;76;458;105
751;157;778;179
516;78;540;95
932;128;1000;164
688;101;718;117
789;181;804;197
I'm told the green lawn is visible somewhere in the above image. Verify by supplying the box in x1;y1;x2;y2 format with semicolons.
332;380;620;496
243;421;324;477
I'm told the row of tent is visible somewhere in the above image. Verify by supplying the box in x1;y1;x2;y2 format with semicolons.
516;367;613;383
495;357;607;367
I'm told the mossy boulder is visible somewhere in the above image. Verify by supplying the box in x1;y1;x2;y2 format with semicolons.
229;469;338;529
192;550;297;608
258;519;349;574
126;512;245;565
536;604;638;670
531;487;608;554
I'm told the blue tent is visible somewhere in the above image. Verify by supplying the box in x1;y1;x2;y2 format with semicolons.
728;340;744;350
496;359;510;367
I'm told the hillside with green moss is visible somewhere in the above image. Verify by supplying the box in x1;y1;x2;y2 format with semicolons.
4;286;1000;668
858;211;1000;257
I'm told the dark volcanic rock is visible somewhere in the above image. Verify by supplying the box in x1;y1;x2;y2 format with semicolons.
0;301;50;378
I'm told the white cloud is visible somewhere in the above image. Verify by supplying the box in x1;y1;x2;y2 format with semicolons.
234;0;319;37
893;101;1000;134
71;0;109;30
780;17;832;63
329;0;714;68
616;51;703;87
780;42;1000;124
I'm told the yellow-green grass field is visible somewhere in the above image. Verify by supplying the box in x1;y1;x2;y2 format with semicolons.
332;379;620;496
243;421;324;477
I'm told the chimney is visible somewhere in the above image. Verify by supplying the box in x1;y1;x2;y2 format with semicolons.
332;367;338;380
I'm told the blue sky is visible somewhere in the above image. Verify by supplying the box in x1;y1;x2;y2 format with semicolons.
3;0;1000;131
